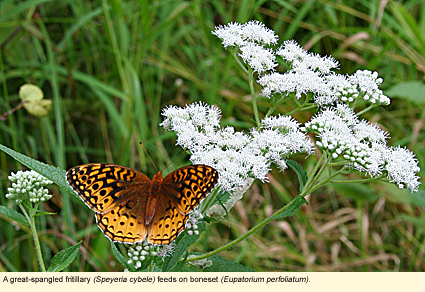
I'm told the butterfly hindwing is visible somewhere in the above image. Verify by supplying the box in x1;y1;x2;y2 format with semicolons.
148;198;189;245
96;201;149;244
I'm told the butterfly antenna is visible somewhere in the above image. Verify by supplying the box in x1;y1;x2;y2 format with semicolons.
139;142;158;172
161;148;188;172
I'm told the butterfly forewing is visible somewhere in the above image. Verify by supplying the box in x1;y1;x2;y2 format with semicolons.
162;165;219;215
66;163;150;214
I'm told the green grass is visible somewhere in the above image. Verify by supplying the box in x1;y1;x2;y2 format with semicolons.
0;0;424;271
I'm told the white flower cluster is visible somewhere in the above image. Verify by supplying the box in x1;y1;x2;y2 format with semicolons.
127;242;156;268
348;70;390;105
383;146;421;191
212;20;278;48
6;170;52;204
185;209;203;236
127;240;175;268
303;104;420;191
155;243;175;259
213;22;390;107
212;20;278;73
160;102;314;192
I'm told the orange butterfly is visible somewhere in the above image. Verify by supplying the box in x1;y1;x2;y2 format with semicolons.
66;163;218;245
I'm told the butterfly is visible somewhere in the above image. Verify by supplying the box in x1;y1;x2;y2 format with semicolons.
66;163;218;245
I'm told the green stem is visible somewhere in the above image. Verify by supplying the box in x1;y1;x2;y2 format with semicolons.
356;104;377;116
304;154;332;193
284;103;317;117
330;175;386;184
265;96;292;117
148;261;155;272
187;196;299;262
302;166;349;196
232;51;249;74
248;69;261;127
301;152;327;194
231;51;260;127
20;204;46;272
328;160;351;166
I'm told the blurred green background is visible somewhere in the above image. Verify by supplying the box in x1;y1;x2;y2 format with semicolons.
0;0;424;271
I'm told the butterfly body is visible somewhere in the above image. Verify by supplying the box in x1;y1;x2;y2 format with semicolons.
66;163;218;245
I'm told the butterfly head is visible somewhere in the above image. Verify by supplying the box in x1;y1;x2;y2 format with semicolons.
151;171;164;189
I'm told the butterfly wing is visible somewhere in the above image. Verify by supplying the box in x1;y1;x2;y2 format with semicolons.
66;163;150;213
146;165;218;245
147;200;189;245
66;163;152;244
161;165;219;214
95;202;149;244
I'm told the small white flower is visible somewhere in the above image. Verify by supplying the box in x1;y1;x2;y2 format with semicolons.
334;103;359;126
277;40;339;74
383;146;421;192
261;115;300;131
258;70;329;99
212;22;245;48
238;42;277;73
6;170;52;204
185;209;203;236
349;70;390;105
156;243;175;259
353;120;389;143
212;20;278;48
240;20;279;45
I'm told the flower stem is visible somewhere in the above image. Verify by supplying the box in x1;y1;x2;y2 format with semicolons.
265;96;292;117
231;51;260;127
232;50;249;74
187;196;299;262
148;261;155;272
301;152;327;195
302;165;349;196
20;204;46;272
248;69;261;127
284;103;317;117
356;104;377;116
330;175;386;184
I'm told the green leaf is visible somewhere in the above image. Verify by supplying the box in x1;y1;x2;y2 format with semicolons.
179;265;199;272
269;195;307;220
0;206;29;226
385;81;425;105
110;242;136;272
47;241;82;272
286;159;308;192
169;250;189;272
0;143;77;197
200;255;254;272
162;222;206;271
